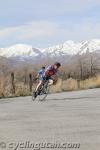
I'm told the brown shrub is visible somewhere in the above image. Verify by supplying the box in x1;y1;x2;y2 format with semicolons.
62;78;78;91
0;77;5;97
80;76;100;89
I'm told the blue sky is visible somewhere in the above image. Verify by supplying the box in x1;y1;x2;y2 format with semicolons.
0;0;100;48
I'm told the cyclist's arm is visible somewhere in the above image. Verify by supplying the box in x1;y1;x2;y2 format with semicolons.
35;70;42;80
44;66;52;76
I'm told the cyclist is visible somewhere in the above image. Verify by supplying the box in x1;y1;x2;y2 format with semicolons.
34;62;61;98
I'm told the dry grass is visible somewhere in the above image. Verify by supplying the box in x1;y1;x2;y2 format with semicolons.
50;78;62;93
1;76;100;98
0;77;5;97
15;82;31;96
80;76;100;89
50;76;100;92
62;78;78;91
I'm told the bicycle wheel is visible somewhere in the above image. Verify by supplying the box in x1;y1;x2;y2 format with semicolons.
32;88;45;101
39;82;49;101
32;91;37;101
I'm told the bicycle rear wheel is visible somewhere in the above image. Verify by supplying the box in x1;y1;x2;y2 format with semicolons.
32;91;37;101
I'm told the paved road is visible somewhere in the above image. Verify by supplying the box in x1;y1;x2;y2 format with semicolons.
0;88;100;150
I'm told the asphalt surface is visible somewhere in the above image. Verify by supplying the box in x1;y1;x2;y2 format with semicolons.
0;88;100;150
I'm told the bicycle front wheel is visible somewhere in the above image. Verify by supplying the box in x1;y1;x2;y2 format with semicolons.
39;85;49;101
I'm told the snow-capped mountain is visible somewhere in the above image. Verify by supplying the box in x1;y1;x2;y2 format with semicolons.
42;40;82;56
0;44;41;58
42;39;100;56
0;39;100;60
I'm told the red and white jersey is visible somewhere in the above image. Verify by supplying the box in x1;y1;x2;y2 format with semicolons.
45;65;58;77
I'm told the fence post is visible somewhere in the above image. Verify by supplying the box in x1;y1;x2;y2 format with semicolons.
29;73;32;92
77;79;80;89
11;72;15;94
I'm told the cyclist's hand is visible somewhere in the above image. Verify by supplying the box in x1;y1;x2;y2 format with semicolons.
43;76;49;80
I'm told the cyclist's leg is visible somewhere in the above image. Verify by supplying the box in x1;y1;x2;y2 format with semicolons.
35;80;43;92
34;80;43;98
48;79;53;86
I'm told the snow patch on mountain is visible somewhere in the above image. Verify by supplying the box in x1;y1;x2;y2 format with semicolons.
79;39;100;54
42;40;82;56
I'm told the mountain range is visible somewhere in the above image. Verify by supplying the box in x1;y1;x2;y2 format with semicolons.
0;39;100;63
